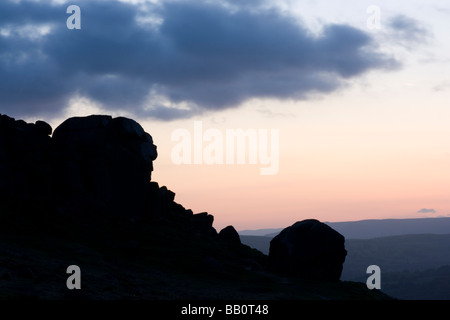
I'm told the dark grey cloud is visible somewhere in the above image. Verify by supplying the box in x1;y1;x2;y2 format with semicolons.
0;0;399;120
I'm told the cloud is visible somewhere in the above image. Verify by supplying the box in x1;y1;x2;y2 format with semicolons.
387;15;433;47
432;81;450;92
257;107;296;118
417;208;436;214
0;0;399;120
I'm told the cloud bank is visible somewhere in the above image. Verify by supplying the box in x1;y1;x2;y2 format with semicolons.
0;0;400;120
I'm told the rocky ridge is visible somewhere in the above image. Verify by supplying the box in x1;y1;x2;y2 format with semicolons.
0;113;216;235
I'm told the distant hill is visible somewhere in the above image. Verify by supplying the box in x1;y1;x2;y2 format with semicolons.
240;235;272;255
240;217;450;239
342;233;450;279
381;265;450;300
343;233;450;300
239;228;284;236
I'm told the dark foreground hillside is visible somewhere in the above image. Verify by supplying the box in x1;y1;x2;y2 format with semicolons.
0;207;390;300
0;113;391;300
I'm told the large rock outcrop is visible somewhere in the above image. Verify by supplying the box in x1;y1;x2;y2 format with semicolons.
0;113;215;235
0;114;54;205
268;219;347;281
52;115;157;220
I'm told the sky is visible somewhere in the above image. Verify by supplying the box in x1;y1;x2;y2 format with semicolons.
1;0;450;231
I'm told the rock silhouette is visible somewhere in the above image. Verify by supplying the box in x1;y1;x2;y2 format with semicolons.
52;115;158;221
0;114;54;205
268;219;347;281
219;225;241;247
0;113;215;235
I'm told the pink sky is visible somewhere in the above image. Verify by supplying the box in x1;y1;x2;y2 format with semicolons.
145;95;450;231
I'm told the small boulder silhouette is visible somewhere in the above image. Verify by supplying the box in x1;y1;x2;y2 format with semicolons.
219;225;241;247
268;219;347;281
